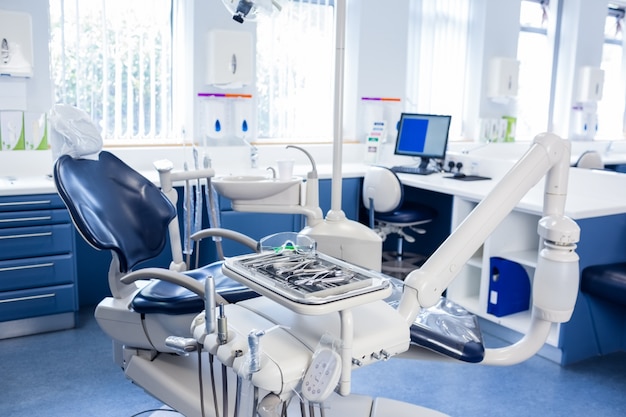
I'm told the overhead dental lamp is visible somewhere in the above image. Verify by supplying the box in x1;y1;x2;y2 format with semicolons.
222;0;284;23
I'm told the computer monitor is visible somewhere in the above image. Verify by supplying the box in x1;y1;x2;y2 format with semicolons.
394;113;452;171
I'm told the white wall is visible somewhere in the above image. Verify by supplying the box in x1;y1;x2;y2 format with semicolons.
552;0;609;138
0;0;52;114
0;0;619;150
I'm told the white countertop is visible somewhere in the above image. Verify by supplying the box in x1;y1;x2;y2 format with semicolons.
396;166;626;220
2;143;626;220
0;174;57;196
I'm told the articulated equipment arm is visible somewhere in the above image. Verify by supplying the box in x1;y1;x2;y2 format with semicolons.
398;133;581;365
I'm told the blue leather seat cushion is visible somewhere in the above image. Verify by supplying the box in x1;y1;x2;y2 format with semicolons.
376;202;436;224
581;262;626;307
132;262;258;315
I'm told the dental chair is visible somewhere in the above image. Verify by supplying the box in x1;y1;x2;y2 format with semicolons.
53;150;260;354
52;149;440;416
53;133;582;417
362;166;436;278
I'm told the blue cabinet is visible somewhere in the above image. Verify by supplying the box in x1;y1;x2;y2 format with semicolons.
0;194;78;338
318;177;361;221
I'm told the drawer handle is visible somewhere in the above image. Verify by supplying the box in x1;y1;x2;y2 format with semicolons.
0;293;56;304
0;216;53;224
0;263;55;273
0;200;53;208
0;232;53;240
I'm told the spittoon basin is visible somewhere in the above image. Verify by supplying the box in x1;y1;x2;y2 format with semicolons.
212;175;301;200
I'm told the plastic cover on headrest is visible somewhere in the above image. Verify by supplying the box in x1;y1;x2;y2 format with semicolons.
48;104;103;161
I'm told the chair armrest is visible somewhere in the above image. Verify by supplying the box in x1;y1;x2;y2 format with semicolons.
120;267;205;297
191;228;259;253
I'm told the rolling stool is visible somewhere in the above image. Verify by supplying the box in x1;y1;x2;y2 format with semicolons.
362;166;437;279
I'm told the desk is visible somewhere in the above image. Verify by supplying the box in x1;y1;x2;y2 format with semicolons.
393;167;626;365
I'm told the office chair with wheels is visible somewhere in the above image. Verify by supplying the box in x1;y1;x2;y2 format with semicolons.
362;165;437;278
54;150;259;353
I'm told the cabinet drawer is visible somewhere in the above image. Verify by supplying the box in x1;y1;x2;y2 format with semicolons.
0;284;76;323
0;223;74;260
0;254;75;292
0;208;70;228
0;193;64;212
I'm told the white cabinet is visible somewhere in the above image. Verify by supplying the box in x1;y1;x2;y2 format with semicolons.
445;197;560;347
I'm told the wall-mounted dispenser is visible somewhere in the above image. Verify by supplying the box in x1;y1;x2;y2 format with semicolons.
569;67;604;141
206;30;253;88
487;57;520;99
575;66;604;103
0;10;34;77
198;93;254;146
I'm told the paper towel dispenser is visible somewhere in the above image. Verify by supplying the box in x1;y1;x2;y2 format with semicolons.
206;29;253;88
0;10;34;77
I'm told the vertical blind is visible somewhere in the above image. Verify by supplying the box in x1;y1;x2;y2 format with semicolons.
516;0;552;140
406;0;470;139
598;6;626;140
49;0;174;142
256;0;335;141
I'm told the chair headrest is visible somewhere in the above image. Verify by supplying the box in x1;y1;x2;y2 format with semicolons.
48;104;103;161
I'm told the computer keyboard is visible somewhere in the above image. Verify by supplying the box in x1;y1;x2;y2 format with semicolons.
390;165;438;175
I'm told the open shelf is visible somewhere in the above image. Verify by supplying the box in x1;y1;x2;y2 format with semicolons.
497;249;539;269
446;196;560;350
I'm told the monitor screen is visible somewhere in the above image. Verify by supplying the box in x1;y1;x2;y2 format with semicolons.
394;113;451;161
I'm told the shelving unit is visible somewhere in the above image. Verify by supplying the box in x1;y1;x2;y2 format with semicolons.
445;196;560;347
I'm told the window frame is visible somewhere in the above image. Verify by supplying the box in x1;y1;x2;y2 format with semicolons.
516;0;555;141
596;4;626;141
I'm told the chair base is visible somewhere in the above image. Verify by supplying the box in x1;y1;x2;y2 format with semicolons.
381;251;426;279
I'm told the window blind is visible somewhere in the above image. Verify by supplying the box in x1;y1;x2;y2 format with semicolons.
49;0;174;143
406;0;470;139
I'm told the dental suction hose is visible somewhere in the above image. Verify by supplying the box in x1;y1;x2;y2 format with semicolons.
205;276;216;334
248;330;263;374
217;304;228;345
247;325;283;374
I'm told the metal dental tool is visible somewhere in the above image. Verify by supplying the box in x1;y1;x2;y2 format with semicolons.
204;277;219;417
217;304;229;417
205;277;217;335
217;303;228;345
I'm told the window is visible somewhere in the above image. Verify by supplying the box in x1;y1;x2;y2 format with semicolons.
49;0;175;144
597;5;626;140
255;0;335;142
405;0;471;141
516;0;554;141
49;0;334;144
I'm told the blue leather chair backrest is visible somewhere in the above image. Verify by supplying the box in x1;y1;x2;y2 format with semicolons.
54;151;176;273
